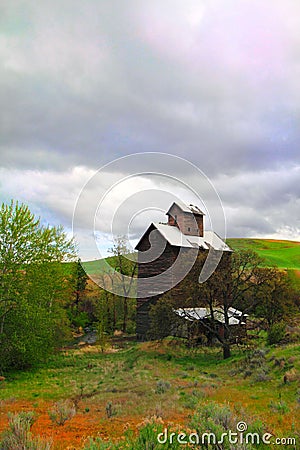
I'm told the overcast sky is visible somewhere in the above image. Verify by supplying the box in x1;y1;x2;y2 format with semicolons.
0;0;299;259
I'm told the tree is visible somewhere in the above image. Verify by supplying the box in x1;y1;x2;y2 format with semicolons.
252;269;298;328
74;259;88;311
150;249;293;359
107;236;137;333
67;259;90;330
0;201;76;371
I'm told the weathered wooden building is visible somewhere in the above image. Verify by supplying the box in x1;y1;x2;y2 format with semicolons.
135;201;232;340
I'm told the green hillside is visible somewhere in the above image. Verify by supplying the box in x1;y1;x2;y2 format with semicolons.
82;258;113;276
226;238;300;270
80;239;300;291
83;239;300;273
82;253;137;278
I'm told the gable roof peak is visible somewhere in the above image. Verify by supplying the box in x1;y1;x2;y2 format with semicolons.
167;201;205;216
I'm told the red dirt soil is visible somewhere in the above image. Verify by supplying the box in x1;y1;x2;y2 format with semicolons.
0;399;187;449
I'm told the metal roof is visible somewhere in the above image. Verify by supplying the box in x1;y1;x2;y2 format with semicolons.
167;201;205;216
175;307;245;325
153;222;209;249
136;222;232;252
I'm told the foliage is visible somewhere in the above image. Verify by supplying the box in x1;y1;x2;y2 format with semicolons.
97;319;109;353
150;249;299;359
67;259;90;330
189;402;267;449
269;398;290;414
84;419;184;449
155;379;171;394
0;200;76;371
0;340;299;447
94;237;137;335
149;296;182;340
105;401;117;418
48;400;76;425
107;236;137;333
0;412;51;449
231;348;271;382
253;270;298;327
267;322;286;345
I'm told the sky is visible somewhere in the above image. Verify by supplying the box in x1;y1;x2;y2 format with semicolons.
0;0;299;260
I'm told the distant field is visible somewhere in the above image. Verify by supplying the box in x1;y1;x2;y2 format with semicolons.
82;239;300;273
82;258;112;276
80;239;300;291
82;254;137;278
226;238;300;270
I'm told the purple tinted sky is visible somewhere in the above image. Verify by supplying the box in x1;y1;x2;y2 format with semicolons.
0;0;299;258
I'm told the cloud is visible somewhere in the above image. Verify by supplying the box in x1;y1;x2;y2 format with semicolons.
0;0;299;256
0;0;300;174
0;163;299;259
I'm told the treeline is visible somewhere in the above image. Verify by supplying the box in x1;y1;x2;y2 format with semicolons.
69;243;138;340
0;201;137;372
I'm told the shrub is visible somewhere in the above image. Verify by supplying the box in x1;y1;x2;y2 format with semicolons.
253;369;271;383
155;380;171;394
267;322;286;345
84;420;182;449
69;311;90;330
190;402;267;449
233;348;271;382
0;411;51;450
105;401;117;418
269;400;290;414
48;400;76;426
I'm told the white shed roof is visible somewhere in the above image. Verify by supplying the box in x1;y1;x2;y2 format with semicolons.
175;307;245;325
144;222;232;252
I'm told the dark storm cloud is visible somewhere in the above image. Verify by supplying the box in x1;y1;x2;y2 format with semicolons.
0;0;299;248
1;0;300;173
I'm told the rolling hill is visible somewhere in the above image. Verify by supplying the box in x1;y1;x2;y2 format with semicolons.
226;238;300;270
81;239;300;290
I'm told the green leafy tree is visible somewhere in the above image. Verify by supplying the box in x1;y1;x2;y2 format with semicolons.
253;269;298;328
0;200;76;371
150;249;288;359
107;237;137;333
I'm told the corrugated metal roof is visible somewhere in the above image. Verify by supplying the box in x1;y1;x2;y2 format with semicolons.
175;307;245;325
148;223;232;252
153;222;209;249
167;201;205;216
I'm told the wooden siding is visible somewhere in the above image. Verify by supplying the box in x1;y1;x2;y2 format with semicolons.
136;232;233;341
136;224;179;339
136;223;203;339
167;203;203;237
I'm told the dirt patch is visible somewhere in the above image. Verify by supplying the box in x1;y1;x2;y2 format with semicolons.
0;398;188;450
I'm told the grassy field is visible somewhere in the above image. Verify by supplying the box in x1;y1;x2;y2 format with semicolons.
82;239;300;275
81;239;300;292
226;239;300;270
0;338;299;449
